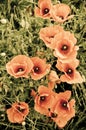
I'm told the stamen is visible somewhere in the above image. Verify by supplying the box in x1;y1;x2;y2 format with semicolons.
51;112;57;118
60;100;68;109
18;68;24;72
33;66;41;74
15;68;24;73
61;45;68;51
17;106;25;112
43;8;49;15
59;16;64;19
66;68;73;75
62;102;67;108
40;96;46;101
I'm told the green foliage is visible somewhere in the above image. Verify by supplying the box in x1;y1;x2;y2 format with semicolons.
0;0;86;130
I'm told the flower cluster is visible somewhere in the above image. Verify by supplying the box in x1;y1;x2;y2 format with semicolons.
6;55;51;80
39;25;84;84
31;85;75;128
35;0;74;23
5;0;85;129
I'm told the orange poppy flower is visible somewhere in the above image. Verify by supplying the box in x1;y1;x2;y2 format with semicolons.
56;60;84;84
53;31;79;62
7;102;29;123
6;55;34;78
35;0;52;19
34;85;56;115
30;57;51;80
39;25;63;49
49;91;75;128
50;3;74;23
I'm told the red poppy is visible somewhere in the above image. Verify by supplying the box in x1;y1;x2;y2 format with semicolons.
34;85;56;115
7;102;29;123
39;25;63;49
6;55;34;78
53;31;78;62
30;57;51;80
35;0;52;19
49;91;75;128
50;3;74;23
56;60;84;84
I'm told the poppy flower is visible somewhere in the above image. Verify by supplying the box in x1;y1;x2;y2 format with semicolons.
50;3;74;23
35;0;52;19
30;57;51;80
7;102;29;123
34;85;56;115
6;55;34;78
39;25;63;49
56;60;84;84
53;31;79;62
49;91;75;128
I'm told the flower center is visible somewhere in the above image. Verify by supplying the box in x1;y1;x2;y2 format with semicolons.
18;68;24;72
66;68;73;75
51;112;57;118
60;100;68;109
62;102;67;107
50;36;54;38
59;16;64;19
61;44;68;51
40;96;46;101
43;8;49;15
16;67;24;73
17;106;25;113
33;66;41;74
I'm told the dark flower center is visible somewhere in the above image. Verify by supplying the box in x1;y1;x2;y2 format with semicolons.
59;16;64;19
33;66;41;74
17;106;25;113
40;96;46;101
61;44;68;51
66;68;73;75
60;100;68;109
51;112;57;118
16;67;24;73
50;36;54;38
62;102;67;107
43;8;49;15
